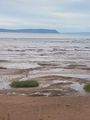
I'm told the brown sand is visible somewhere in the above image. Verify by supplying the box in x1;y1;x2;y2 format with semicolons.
0;96;90;120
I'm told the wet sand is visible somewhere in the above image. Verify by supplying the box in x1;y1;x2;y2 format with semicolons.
0;36;90;95
0;96;90;120
0;68;89;96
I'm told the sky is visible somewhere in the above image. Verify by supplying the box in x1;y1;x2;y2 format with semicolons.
0;0;90;32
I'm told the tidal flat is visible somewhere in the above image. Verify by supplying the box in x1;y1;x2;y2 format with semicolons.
0;33;90;96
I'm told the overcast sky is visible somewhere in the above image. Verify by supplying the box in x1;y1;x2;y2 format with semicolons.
0;0;90;32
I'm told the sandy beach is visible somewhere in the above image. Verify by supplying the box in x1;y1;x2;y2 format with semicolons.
0;96;90;120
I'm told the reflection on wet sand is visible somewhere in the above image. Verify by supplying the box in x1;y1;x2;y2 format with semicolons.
0;35;90;96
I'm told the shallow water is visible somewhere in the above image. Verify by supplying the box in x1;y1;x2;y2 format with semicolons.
0;33;90;93
0;33;90;68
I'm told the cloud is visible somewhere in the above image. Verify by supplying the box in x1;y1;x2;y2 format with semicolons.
51;12;89;19
0;16;20;26
0;0;90;32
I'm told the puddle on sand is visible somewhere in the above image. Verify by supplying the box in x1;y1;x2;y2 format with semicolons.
0;62;40;69
52;80;71;84
31;92;51;96
39;80;71;89
0;81;11;89
70;82;86;95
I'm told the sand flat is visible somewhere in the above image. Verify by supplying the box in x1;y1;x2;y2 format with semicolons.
0;96;90;120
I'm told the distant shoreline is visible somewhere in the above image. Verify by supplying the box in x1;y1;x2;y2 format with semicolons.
0;28;59;34
0;29;90;36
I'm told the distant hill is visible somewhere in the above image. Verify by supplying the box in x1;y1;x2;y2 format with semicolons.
0;29;59;34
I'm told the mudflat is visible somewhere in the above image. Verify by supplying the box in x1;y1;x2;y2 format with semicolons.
0;96;90;120
0;36;90;95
